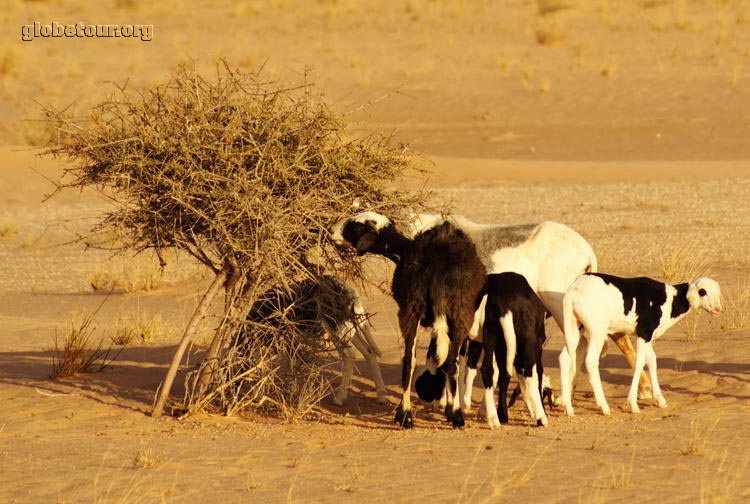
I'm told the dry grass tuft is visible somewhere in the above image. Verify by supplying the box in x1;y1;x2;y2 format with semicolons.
132;441;158;469
89;257;164;293
600;58;617;78
536;0;571;16
111;310;162;345
609;449;635;489
50;310;121;379
682;417;721;455
0;214;18;238
657;242;713;284
458;443;552;502
682;311;701;342
535;25;566;46
700;451;750;503
721;279;750;331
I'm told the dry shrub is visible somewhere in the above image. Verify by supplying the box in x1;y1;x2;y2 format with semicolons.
658;242;713;284
191;323;331;421
51;310;121;379
43;60;430;418
721;279;750;331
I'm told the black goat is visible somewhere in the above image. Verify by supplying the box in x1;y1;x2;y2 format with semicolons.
481;272;548;428
391;222;486;429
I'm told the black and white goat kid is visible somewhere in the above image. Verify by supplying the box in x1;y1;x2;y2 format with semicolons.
481;272;548;428
233;275;387;406
391;221;486;428
559;273;723;416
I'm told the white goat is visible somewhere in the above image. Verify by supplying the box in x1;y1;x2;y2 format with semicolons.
559;273;722;416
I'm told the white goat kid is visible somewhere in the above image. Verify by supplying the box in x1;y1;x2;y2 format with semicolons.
560;273;722;416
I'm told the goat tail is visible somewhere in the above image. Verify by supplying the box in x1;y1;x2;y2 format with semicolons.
562;288;580;357
585;248;598;274
432;314;450;369
353;297;382;359
498;311;517;376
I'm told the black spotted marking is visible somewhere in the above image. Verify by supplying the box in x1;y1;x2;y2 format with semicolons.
588;273;688;343
671;283;691;319
415;369;445;402
465;339;483;370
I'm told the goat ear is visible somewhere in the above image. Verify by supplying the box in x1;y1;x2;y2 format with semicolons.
355;231;377;253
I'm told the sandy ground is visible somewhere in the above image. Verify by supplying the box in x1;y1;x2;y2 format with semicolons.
2;149;749;503
2;1;750;502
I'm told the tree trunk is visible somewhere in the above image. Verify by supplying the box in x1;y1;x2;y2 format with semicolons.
194;272;249;394
152;269;227;417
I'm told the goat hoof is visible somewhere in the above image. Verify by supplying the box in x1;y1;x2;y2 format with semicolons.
600;405;611;416
444;405;453;423
376;394;389;405
487;415;501;429
451;410;465;429
563;404;574;417
655;396;667;408
394;405;414;429
629;402;640;414
537;416;549;427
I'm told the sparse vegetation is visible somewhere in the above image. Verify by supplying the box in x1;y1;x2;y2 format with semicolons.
721;279;750;331
683;311;700;342
682;417;721;455
132;441;157;469
700;451;750;503
536;0;571;16
89;257;164;293
535;25;565;46
0;214;17;238
110;310;162;345
658;242;712;284
50;310;121;379
609;450;635;489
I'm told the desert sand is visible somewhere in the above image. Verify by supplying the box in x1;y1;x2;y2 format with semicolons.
2;1;750;502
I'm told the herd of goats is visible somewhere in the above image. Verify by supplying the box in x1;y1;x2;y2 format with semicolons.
240;211;724;429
